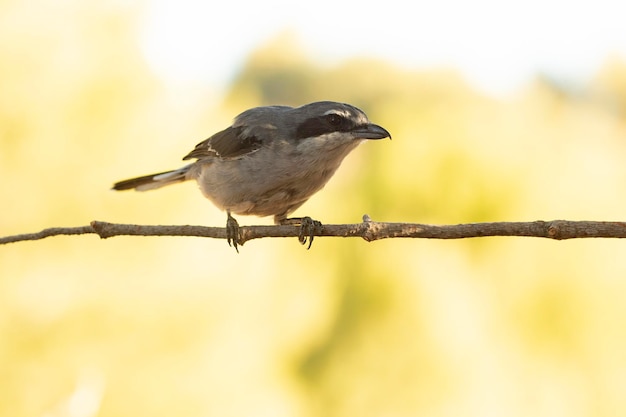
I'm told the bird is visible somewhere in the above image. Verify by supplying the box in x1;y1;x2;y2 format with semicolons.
112;101;391;251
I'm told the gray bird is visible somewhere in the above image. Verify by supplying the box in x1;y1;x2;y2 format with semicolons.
113;101;391;251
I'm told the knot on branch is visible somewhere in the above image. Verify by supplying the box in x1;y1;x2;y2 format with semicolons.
90;221;112;238
360;214;380;242
547;220;566;239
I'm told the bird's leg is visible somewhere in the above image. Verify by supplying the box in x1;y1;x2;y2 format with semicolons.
278;216;323;249
226;210;240;253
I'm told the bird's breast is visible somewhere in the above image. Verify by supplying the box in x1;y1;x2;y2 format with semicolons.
193;140;359;217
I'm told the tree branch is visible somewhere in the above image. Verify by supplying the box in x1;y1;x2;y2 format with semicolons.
2;217;626;247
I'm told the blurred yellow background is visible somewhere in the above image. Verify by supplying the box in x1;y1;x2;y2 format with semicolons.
3;1;626;417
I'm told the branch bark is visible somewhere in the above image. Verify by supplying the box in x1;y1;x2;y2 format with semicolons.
2;217;626;247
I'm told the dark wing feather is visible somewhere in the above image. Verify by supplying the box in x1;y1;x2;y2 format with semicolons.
182;126;262;160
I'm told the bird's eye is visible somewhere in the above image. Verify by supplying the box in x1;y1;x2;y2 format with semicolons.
326;114;342;126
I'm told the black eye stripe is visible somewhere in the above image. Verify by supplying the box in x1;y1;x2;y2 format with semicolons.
295;114;354;139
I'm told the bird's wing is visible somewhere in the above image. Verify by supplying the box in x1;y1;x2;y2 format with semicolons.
182;126;263;160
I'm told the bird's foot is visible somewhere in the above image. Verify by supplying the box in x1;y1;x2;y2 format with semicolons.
226;212;240;253
280;216;323;249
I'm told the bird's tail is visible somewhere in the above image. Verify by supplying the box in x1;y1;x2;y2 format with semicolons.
112;164;193;191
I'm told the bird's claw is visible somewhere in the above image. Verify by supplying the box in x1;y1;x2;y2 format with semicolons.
226;213;240;253
298;216;323;249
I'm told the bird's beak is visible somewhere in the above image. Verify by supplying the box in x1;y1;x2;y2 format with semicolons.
352;123;392;140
